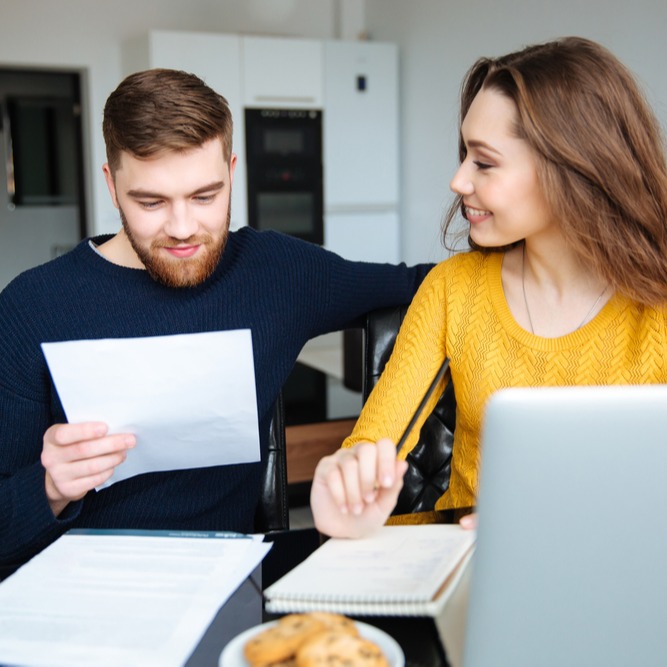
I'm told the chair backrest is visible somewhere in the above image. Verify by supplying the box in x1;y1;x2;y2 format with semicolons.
255;393;290;533
364;305;456;514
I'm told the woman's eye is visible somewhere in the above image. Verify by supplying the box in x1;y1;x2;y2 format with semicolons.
473;160;493;170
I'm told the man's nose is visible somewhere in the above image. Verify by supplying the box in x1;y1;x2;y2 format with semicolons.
163;202;198;239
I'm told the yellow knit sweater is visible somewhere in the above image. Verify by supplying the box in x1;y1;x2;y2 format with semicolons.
343;251;667;509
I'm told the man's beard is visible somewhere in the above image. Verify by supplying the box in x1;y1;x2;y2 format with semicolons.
119;207;230;288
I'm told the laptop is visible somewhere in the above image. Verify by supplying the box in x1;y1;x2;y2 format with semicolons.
463;384;667;667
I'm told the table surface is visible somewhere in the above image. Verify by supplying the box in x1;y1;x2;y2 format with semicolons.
186;508;474;667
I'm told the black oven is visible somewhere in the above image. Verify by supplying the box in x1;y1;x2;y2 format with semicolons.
244;108;323;245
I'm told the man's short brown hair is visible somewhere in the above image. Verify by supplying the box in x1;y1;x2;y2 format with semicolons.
103;68;233;174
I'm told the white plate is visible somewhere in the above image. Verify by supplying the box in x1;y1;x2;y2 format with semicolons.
219;619;405;667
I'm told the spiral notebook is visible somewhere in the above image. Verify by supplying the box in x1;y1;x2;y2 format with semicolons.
263;524;475;616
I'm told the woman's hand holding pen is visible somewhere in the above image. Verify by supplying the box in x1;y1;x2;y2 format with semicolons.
311;358;451;539
310;438;407;538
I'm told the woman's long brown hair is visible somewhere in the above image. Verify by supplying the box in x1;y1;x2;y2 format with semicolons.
444;37;667;305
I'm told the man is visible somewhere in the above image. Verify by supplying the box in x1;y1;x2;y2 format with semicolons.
0;69;430;575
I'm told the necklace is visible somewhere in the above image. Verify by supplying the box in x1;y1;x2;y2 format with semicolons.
521;243;608;335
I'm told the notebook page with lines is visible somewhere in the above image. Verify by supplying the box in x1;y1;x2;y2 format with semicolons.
264;523;475;617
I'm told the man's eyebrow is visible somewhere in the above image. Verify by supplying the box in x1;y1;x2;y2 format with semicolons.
126;181;226;199
190;181;226;196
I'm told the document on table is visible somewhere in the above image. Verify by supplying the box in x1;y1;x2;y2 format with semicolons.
41;330;260;488
0;529;271;667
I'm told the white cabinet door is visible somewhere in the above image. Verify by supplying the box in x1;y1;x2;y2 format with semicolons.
324;211;400;264
127;30;247;230
323;41;399;210
242;36;323;108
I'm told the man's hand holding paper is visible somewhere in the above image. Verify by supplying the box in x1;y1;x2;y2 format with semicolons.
41;421;137;517
41;330;261;513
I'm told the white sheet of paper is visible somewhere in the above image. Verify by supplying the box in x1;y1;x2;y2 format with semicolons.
0;529;271;667
41;330;260;488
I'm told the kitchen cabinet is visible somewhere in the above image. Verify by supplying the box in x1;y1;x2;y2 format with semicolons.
322;40;400;262
242;37;323;109
122;30;247;230
323;40;399;209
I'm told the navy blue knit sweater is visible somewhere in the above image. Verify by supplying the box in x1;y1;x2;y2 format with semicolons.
0;227;430;571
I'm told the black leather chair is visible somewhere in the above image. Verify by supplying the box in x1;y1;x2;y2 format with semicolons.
254;393;290;533
363;305;456;515
257;301;456;532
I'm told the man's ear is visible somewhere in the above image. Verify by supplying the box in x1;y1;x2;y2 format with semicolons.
229;153;237;185
102;163;119;209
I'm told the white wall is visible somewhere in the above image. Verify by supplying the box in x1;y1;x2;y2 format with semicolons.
365;0;667;265
0;0;344;237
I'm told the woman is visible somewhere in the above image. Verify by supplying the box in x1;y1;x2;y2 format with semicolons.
311;36;667;538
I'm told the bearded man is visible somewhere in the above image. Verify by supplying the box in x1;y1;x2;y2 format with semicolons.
0;69;430;575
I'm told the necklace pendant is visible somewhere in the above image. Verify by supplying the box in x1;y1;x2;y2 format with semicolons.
521;243;608;335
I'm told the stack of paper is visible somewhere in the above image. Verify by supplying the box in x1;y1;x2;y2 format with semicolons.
0;529;271;667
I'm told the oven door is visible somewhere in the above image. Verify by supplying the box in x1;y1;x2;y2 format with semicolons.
245;108;323;245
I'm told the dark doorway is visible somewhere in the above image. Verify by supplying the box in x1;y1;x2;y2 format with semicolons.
0;68;86;289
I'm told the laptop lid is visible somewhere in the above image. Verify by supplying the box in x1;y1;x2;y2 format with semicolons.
463;384;667;667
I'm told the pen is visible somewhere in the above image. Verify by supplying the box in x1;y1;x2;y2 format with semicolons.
395;357;451;454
